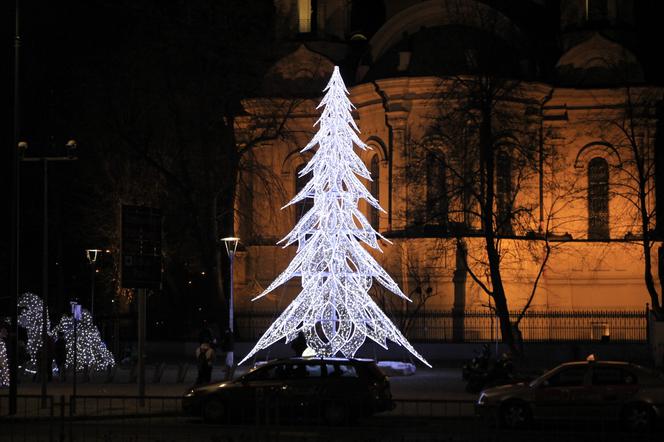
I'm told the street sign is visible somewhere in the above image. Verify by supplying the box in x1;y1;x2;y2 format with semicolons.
70;302;81;321
121;206;162;289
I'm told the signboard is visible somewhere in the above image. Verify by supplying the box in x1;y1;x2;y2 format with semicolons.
121;205;162;289
70;302;82;321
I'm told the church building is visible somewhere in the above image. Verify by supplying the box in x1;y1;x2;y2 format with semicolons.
231;0;663;342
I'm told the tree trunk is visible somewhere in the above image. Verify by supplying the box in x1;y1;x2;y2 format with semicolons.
479;99;518;356
208;196;227;328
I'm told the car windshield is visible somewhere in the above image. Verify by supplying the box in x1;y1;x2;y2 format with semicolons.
529;364;587;388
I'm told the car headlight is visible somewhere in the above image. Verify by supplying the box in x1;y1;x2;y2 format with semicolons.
477;393;487;405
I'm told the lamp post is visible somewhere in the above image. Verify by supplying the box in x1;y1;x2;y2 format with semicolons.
20;139;78;407
221;237;239;370
70;301;81;415
85;249;101;318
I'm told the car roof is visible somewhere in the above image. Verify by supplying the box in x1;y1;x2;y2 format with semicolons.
559;360;630;367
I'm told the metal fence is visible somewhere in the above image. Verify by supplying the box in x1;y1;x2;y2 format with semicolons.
236;309;648;343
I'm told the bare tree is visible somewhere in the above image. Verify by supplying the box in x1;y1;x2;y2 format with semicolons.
70;0;297;328
596;85;664;319
396;2;582;355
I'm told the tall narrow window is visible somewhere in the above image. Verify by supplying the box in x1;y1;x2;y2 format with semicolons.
585;0;608;23
298;0;318;34
496;152;513;235
295;164;313;222
369;155;380;229
588;157;609;239
426;152;448;227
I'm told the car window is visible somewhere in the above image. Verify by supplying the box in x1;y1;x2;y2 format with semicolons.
245;364;280;381
546;366;587;387
284;362;323;379
592;366;637;386
325;364;359;378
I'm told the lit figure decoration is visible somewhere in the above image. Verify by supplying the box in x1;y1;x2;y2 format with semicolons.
17;292;52;370
240;66;430;367
0;337;9;387
54;309;115;371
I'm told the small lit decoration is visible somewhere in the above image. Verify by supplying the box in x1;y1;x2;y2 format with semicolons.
53;309;115;371
17;292;52;370
0;339;9;387
240;67;430;366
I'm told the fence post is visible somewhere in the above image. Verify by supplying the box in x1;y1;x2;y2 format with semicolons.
646;303;651;345
59;394;66;442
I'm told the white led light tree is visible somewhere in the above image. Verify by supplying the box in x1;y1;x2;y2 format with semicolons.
241;66;430;367
54;309;115;371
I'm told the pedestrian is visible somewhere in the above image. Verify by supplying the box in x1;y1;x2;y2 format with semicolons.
291;331;307;357
220;329;234;380
195;338;215;385
54;331;67;381
33;334;55;382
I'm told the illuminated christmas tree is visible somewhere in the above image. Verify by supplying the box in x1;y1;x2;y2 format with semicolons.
241;67;429;366
54;309;115;371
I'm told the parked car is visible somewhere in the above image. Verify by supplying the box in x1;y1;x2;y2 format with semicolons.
182;357;394;425
476;359;664;430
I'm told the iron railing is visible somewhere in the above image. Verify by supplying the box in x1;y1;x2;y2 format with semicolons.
235;309;648;343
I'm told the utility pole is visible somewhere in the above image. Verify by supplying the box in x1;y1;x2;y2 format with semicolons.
21;144;78;408
9;0;22;415
137;288;146;405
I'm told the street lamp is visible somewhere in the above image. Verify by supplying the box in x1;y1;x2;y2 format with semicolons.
20;139;78;407
85;249;102;318
221;236;239;371
70;301;81;415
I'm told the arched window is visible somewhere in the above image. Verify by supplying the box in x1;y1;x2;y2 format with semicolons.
426;152;448;227
295;164;313;222
369;155;380;229
588;157;609;239
496;152;513;235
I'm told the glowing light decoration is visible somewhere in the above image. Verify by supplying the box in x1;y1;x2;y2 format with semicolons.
240;66;430;366
54;309;115;371
17;292;52;369
0;339;9;387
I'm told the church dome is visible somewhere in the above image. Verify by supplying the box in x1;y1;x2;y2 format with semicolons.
263;44;335;96
556;33;643;86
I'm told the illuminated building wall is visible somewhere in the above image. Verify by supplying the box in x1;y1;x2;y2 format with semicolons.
236;0;662;315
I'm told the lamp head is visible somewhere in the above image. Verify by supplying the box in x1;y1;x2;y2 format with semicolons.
85;248;102;264
17;140;28;158
221;236;240;258
65;139;78;158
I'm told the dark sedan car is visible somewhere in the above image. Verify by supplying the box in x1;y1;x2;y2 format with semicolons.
476;360;664;430
182;357;394;424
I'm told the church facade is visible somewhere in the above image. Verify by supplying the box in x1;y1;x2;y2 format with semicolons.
231;0;663;339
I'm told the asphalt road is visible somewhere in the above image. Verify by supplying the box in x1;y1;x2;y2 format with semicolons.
2;415;661;442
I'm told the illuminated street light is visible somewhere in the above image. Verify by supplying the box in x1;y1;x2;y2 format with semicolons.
221;237;239;371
